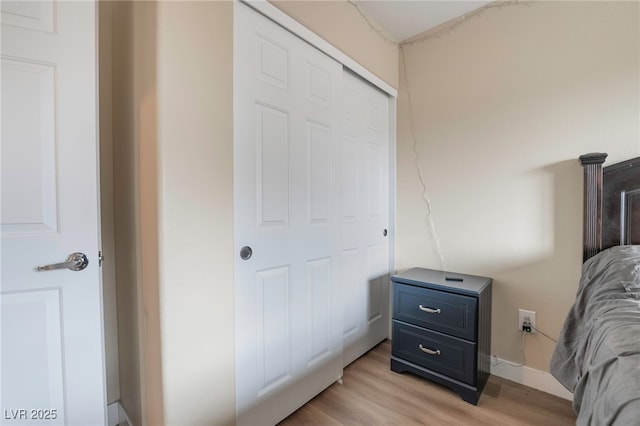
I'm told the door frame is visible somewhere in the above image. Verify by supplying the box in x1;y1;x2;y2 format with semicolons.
241;2;398;321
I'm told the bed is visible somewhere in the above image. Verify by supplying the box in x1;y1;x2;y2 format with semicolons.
551;153;640;425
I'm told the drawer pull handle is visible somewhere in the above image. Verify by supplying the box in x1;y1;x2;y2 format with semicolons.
418;305;441;314
419;344;441;356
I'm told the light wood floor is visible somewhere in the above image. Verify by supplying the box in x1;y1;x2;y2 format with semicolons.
279;340;575;425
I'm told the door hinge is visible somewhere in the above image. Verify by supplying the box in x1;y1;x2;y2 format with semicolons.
98;251;104;267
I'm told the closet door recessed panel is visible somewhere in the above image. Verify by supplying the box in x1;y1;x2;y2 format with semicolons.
256;104;289;227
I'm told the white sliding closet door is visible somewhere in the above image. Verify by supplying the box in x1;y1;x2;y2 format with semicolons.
341;70;391;367
234;3;343;425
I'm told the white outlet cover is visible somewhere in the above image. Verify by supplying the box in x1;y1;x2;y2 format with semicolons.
518;309;536;333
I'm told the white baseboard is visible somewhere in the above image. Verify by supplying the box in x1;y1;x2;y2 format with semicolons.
107;401;132;426
490;357;573;401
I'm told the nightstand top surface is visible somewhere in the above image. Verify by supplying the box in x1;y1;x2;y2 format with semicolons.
392;267;492;295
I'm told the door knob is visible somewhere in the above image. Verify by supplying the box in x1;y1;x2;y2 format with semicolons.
36;252;89;272
240;246;253;260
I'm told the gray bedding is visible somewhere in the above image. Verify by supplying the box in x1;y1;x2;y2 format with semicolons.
551;245;640;425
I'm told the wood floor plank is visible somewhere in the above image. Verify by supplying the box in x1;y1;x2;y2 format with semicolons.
279;340;576;425
281;403;342;426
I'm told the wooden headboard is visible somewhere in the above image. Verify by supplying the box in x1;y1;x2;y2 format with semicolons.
580;153;640;261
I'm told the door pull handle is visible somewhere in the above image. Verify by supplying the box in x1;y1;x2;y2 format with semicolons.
418;344;441;356
36;252;89;272
418;305;441;314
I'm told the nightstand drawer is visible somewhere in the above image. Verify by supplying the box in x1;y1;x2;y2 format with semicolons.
393;283;477;341
392;320;476;385
392;321;476;385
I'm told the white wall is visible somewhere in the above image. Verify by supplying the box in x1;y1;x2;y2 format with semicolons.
110;1;164;424
397;1;639;372
155;1;235;424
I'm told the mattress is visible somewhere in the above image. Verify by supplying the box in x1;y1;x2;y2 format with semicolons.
551;245;640;425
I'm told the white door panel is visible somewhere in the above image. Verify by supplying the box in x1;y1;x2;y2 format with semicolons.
235;4;342;425
341;70;390;368
1;58;57;234
1;1;106;424
1;1;55;33
1;290;65;417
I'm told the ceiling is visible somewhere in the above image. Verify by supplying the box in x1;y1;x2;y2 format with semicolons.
356;0;493;42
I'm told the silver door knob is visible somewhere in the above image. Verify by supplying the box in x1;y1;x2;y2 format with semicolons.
36;252;89;272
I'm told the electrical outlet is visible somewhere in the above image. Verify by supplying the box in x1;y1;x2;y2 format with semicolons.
518;309;536;333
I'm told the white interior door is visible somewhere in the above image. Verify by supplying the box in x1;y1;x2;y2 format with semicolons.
1;1;106;424
234;3;343;425
341;70;390;367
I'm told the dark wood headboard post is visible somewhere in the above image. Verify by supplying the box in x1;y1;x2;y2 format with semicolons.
579;153;608;261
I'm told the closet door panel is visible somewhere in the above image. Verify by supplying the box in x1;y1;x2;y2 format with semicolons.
234;4;343;425
256;266;292;395
341;70;391;368
256;104;290;226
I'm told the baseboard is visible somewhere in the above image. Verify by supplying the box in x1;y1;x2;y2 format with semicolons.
107;401;132;426
490;357;573;401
